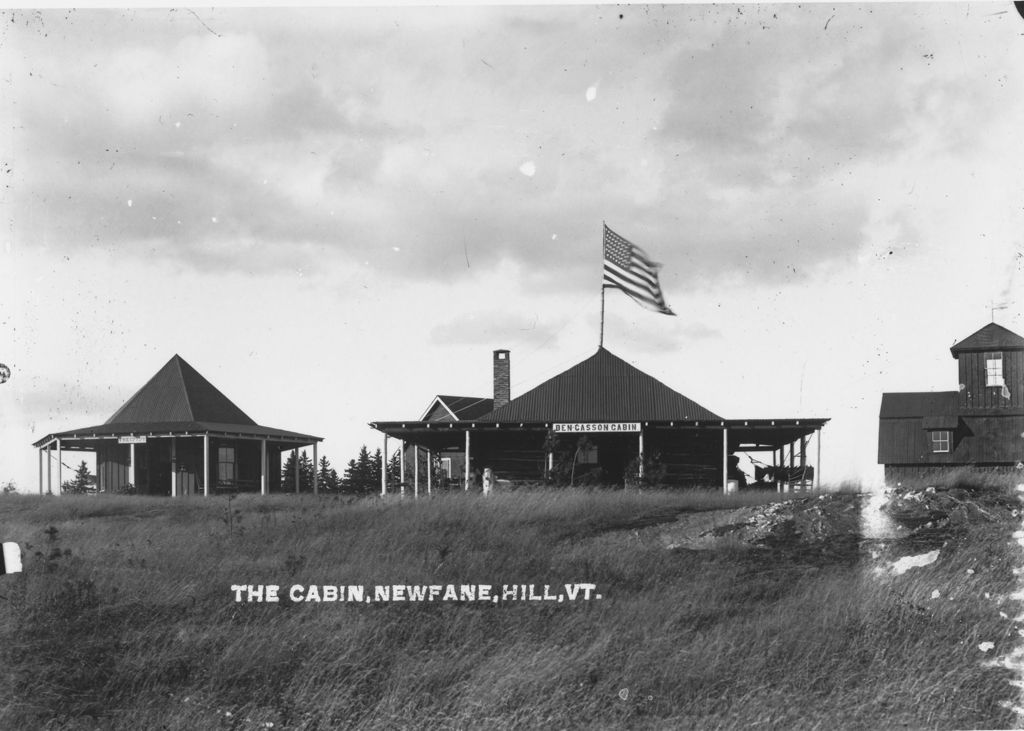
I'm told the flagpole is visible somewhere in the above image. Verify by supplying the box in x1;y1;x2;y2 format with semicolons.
599;221;606;349
599;285;606;348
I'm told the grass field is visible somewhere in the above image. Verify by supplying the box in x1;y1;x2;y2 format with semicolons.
0;479;1020;729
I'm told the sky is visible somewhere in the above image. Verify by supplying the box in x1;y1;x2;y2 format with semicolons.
2;3;1023;492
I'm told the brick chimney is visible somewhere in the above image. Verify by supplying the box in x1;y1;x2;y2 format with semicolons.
493;349;510;409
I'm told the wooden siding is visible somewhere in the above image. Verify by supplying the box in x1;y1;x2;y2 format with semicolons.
957;350;1024;410
879;415;1024;466
885;464;1020;485
97;444;131;493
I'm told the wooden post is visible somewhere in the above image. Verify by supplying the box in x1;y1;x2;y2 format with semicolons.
786;441;794;493
638;429;645;480
203;435;210;497
313;442;319;495
171;437;177;498
129;442;136;489
381;434;388;496
464;431;471;491
56;438;62;493
772;447;779;493
399;441;406;496
426;448;432;496
414;445;419;498
293;448;299;493
799;436;807;492
260;439;267;496
46;444;52;495
816;429;821;491
721;427;728;494
38;448;43;495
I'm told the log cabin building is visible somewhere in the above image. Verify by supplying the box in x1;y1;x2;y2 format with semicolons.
878;322;1024;484
32;355;322;496
371;348;828;494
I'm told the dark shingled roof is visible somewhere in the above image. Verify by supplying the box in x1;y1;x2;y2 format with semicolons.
950;323;1024;357
480;347;721;423
879;391;959;419
32;355;321;447
106;355;256;425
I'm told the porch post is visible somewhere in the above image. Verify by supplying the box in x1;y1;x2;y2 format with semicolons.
294;448;299;493
38;448;43;495
721;427;728;494
772;447;779;493
56;438;62;493
464;430;471;491
786;441;794;493
638;429;645;480
260;438;267;495
129;442;136;490
46;444;52;495
203;434;210;497
381;434;388;496
171;437;178;498
800;436;807;491
816;429;821;491
399;440;406;496
414;445;420;498
313;442;319;495
426;448;432;495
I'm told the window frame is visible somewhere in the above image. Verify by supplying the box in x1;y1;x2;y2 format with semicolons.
217;445;236;484
930;430;951;454
985;351;1004;387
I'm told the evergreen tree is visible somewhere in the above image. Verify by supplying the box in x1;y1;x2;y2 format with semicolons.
317;456;340;492
340;445;376;495
62;460;94;494
281;450;317;492
387;450;401;486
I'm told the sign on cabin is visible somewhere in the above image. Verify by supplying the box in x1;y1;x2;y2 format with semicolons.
117;436;147;444
553;423;641;433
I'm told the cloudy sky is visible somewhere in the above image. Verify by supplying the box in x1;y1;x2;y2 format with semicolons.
2;4;1023;491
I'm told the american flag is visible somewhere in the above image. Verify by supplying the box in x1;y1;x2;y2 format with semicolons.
602;224;675;316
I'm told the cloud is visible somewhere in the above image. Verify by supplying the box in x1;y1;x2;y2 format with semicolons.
7;5;1023;298
429;311;563;349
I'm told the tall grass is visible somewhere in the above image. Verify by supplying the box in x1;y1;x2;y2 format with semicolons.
0;483;1019;729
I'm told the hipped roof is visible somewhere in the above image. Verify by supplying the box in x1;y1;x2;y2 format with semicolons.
33;355;321;447
106;355;256;425
950;323;1024;357
480;347;721;423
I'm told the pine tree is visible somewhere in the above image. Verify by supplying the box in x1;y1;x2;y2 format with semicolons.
62;460;94;494
317;456;340;492
387;450;401;486
340;445;376;495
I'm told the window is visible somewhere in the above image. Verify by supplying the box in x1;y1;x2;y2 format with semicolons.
217;446;236;483
576;445;598;464
440;457;452;478
930;431;950;454
985;352;1004;387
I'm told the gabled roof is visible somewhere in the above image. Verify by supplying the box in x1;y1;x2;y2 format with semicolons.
420;395;495;422
950;323;1024;357
480;347;721;423
106;355;256;425
879;391;958;419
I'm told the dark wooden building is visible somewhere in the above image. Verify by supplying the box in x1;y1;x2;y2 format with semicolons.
878;322;1024;484
32;355;322;496
373;348;828;493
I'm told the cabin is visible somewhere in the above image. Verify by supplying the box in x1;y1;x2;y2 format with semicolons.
32;355;322;496
372;348;828;493
878;322;1024;485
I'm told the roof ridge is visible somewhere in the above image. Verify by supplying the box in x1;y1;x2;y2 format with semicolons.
173;355;196;421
